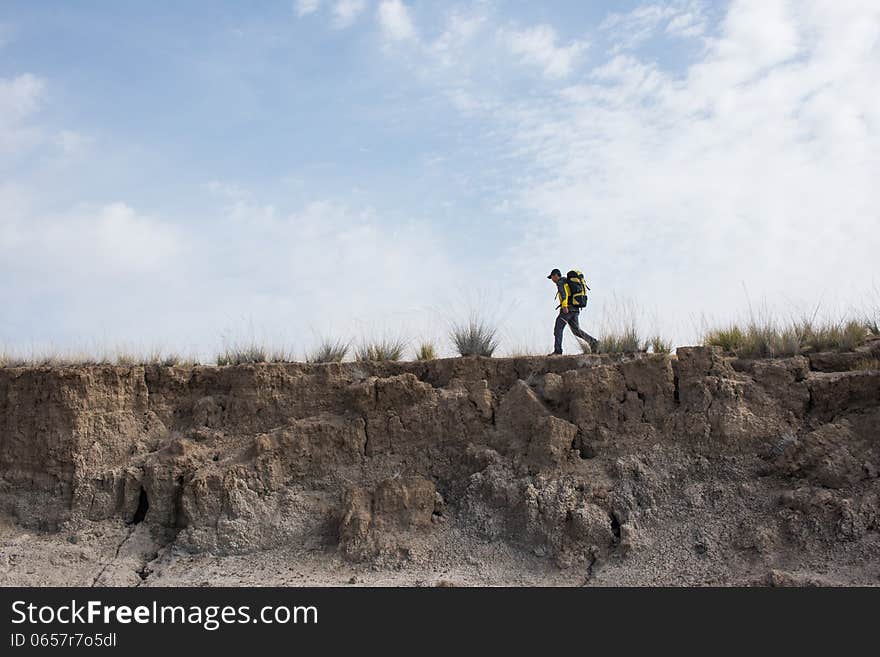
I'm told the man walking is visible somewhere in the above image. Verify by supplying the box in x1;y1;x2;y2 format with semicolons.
548;268;599;354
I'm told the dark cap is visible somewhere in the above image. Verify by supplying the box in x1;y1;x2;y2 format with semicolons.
547;268;562;279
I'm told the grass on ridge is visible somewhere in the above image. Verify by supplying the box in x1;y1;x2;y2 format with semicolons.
355;338;407;362
306;339;350;364
647;335;673;354
415;342;438;361
704;317;869;359
450;316;499;357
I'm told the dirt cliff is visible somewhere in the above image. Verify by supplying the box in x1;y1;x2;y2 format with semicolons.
1;344;879;586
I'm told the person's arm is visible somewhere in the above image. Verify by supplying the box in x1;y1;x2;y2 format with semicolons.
557;280;570;312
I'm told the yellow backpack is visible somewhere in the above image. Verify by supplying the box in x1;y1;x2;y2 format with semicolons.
566;270;590;308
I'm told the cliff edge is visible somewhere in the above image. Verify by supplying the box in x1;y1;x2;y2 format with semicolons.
1;345;878;586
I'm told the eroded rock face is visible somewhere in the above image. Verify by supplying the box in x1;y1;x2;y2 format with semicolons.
772;422;865;489
1;348;878;576
338;476;439;561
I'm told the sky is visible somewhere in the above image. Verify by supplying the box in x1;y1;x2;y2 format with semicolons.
1;0;878;359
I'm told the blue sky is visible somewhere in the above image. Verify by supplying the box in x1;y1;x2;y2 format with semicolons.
1;1;878;358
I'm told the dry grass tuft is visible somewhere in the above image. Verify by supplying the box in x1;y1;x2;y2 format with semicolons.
306;339;349;364
355;338;407;362
216;342;293;366
415;342;438;361
647;335;673;354
581;323;641;355
450;316;499;357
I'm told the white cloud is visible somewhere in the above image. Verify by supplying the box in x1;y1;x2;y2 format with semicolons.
377;0;416;43
0;73;47;156
502;24;587;79
96;203;182;271
422;9;497;111
0;199;190;350
294;0;322;17
0;190;464;356
431;10;487;60
600;1;707;50
707;0;800;81
332;0;367;29
665;10;706;38
0;202;181;276
1;73;93;166
0;73;45;123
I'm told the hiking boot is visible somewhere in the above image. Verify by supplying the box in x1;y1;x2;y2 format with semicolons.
547;351;563;357
588;338;599;353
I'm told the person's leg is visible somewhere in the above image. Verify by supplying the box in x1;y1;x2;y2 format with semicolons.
567;311;599;351
553;313;566;354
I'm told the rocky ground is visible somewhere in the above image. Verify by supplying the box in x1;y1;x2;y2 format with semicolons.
1;342;879;586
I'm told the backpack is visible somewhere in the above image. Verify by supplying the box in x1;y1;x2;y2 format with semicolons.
566;270;590;308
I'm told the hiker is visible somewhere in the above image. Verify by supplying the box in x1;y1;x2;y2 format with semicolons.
547;268;599;355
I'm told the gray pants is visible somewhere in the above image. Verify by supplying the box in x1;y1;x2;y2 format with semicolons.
554;310;596;353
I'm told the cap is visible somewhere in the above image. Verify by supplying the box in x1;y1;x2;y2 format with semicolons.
547;268;562;279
